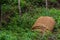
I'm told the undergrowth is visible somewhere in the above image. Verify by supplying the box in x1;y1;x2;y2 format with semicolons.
1;8;60;40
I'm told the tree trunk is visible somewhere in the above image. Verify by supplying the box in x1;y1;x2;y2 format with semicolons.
46;0;48;9
18;0;22;16
0;2;1;27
